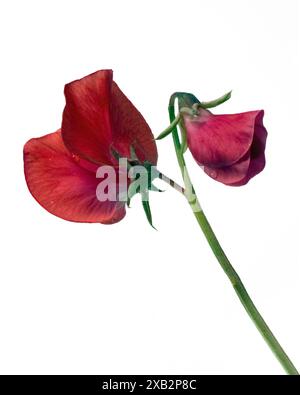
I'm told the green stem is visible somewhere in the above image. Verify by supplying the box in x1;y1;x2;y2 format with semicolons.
168;94;299;375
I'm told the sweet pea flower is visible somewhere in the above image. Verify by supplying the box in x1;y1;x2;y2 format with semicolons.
23;70;157;223
183;107;267;186
23;74;299;374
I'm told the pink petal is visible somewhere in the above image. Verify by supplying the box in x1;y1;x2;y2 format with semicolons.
229;111;267;186
186;109;262;167
204;154;251;185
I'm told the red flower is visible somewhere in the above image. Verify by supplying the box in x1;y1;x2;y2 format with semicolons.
24;70;157;223
184;108;267;186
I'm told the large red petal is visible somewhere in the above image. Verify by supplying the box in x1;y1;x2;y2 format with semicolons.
110;82;158;165
186;109;263;167
61;70;113;164
24;130;125;224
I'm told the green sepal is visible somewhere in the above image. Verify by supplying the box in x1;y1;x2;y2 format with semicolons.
127;179;140;201
111;147;121;161
130;145;138;161
141;192;156;230
199;91;232;109
156;114;181;140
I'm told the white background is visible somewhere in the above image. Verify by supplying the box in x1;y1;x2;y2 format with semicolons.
0;0;299;375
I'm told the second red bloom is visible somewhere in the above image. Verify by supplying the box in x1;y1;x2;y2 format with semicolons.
183;108;267;186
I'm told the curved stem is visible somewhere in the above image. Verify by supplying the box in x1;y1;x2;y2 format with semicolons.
168;94;299;375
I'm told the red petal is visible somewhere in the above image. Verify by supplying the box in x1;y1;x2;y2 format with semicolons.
186;109;262;167
62;70;113;164
61;70;157;165
204;154;251;185
24;130;125;224
110;82;158;165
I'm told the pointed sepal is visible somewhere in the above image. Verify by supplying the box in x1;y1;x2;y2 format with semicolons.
156;114;181;140
141;192;156;230
199;91;232;109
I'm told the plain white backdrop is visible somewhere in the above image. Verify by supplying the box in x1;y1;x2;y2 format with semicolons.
0;0;299;375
